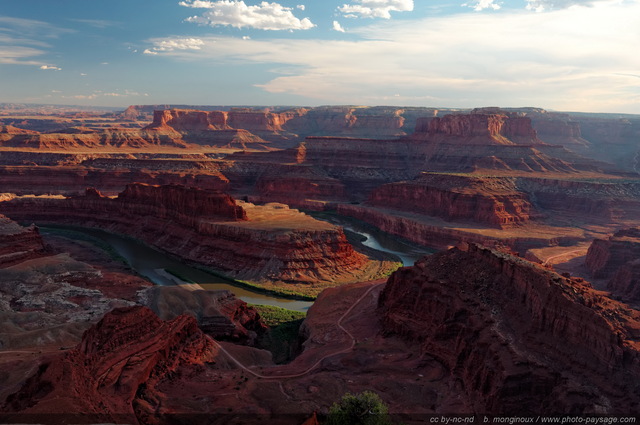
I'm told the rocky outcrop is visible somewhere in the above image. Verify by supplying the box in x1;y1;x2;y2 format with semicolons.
0;184;368;284
586;228;640;302
367;173;534;227
0;215;47;268
3;306;218;419
379;244;640;414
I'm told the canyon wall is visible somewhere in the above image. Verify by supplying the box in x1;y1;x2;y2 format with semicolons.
335;204;572;251
516;178;640;222
367;173;534;227
0;165;230;196
379;244;640;414
414;113;541;145
586;228;640;302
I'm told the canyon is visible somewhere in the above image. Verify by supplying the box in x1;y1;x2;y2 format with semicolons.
2;103;640;422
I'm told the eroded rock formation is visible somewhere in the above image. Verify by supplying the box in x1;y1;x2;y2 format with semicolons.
3;306;218;420
379;244;640;414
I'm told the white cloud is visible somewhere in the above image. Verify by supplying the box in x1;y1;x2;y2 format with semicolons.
146;0;640;112
40;65;61;71
179;0;315;30
332;20;346;32
144;37;205;55
338;0;414;19
463;0;501;11
297;4;305;10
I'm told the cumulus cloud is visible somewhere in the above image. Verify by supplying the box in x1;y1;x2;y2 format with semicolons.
338;0;414;19
463;0;501;11
144;37;205;54
332;20;346;32
40;65;61;70
179;0;315;30
296;4;305;10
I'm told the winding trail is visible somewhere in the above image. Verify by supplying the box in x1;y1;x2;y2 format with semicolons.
542;249;585;266
210;281;384;380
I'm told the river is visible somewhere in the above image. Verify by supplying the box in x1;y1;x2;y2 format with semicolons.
41;216;432;313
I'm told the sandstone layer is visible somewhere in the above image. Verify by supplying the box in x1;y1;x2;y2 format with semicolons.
379;244;640;414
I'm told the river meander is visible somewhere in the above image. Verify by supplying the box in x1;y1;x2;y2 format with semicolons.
40;215;433;313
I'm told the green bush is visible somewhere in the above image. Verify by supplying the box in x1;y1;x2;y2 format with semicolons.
325;391;392;425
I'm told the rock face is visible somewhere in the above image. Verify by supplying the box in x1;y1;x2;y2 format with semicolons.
418;113;540;145
367;173;534;227
115;183;247;223
144;109;274;149
586;228;640;302
0;214;47;268
0;165;230;197
0;184;368;284
379;245;640;415
586;228;640;278
3;306;218;419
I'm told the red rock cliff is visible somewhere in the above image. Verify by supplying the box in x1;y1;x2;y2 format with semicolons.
115;182;247;223
416;113;541;145
3;306;217;419
145;109;230;131
379;245;640;414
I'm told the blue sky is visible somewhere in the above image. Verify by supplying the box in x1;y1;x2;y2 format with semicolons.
0;0;639;113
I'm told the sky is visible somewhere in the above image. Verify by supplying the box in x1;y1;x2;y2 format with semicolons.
0;0;639;113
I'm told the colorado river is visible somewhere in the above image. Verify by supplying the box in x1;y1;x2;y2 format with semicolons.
41;225;314;312
309;212;434;266
40;216;432;313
